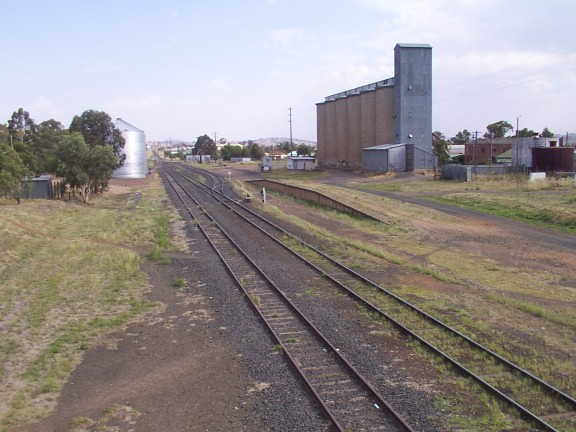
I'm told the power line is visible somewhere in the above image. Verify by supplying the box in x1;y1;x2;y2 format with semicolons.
434;59;576;105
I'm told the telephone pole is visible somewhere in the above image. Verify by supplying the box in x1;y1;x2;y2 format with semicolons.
472;130;481;172
288;108;293;147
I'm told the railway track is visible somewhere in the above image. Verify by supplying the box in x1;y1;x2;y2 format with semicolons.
160;163;414;432
161;161;576;432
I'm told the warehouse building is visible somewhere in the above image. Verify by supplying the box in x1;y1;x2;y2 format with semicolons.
316;43;434;172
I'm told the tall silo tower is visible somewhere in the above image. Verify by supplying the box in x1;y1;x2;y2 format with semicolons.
113;118;147;179
393;44;433;158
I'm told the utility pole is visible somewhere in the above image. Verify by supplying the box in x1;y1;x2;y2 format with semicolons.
489;133;493;167
515;116;520;171
472;131;481;174
288;108;293;148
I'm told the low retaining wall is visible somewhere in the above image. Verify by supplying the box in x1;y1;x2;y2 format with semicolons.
441;164;508;181
246;179;386;224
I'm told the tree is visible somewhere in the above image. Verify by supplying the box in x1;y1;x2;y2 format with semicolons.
485;120;513;138
7;108;39;173
517;128;536;138
432;131;451;165
278;140;297;153
220;144;243;161
81;145;118;202
451;130;471;145
0;124;8;144
296;143;314;156
7;108;37;145
0;143;32;204
240;141;264;160
541;127;554;138
55;133;117;203
69;110;125;168
33;119;66;173
250;143;264;159
193;135;217;160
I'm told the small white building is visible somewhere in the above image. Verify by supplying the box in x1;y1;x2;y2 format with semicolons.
186;154;211;163
287;156;316;171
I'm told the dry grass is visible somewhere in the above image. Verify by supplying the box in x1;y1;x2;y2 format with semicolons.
0;174;179;430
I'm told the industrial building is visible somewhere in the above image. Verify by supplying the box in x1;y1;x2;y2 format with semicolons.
112;118;148;179
512;137;575;173
316;43;434;172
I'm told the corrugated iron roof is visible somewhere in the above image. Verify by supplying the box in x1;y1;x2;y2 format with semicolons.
363;143;407;150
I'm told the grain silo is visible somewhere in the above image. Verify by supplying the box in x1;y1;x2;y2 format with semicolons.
112;118;147;179
317;43;433;172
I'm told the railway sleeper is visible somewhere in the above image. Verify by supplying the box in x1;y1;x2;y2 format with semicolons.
539;410;576;421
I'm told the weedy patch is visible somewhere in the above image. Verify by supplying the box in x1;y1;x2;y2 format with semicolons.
70;404;141;432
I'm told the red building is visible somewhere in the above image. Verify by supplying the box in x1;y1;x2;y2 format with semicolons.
464;138;512;165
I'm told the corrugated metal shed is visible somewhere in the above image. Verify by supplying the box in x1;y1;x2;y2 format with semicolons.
22;175;54;199
363;144;406;172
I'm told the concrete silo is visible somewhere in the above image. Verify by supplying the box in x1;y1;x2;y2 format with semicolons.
112;118;147;179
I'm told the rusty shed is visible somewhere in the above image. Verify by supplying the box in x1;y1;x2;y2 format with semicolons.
531;147;574;173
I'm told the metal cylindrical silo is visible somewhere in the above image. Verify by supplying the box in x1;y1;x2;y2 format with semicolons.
112;118;147;179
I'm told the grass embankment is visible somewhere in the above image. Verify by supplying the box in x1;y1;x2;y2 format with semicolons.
0;175;180;430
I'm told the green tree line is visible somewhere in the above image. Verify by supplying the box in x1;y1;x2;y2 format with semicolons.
0;108;125;203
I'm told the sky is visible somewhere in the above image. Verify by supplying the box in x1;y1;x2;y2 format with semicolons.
1;0;575;143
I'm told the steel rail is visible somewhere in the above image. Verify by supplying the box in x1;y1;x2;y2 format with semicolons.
165;162;575;432
161;166;415;432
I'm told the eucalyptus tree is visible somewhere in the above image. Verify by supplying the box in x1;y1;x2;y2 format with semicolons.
69;110;125;168
432;131;451;165
55;133;118;203
485;120;513;138
0;143;32;204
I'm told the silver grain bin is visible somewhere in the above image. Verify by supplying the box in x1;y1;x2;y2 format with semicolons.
112;118;147;179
